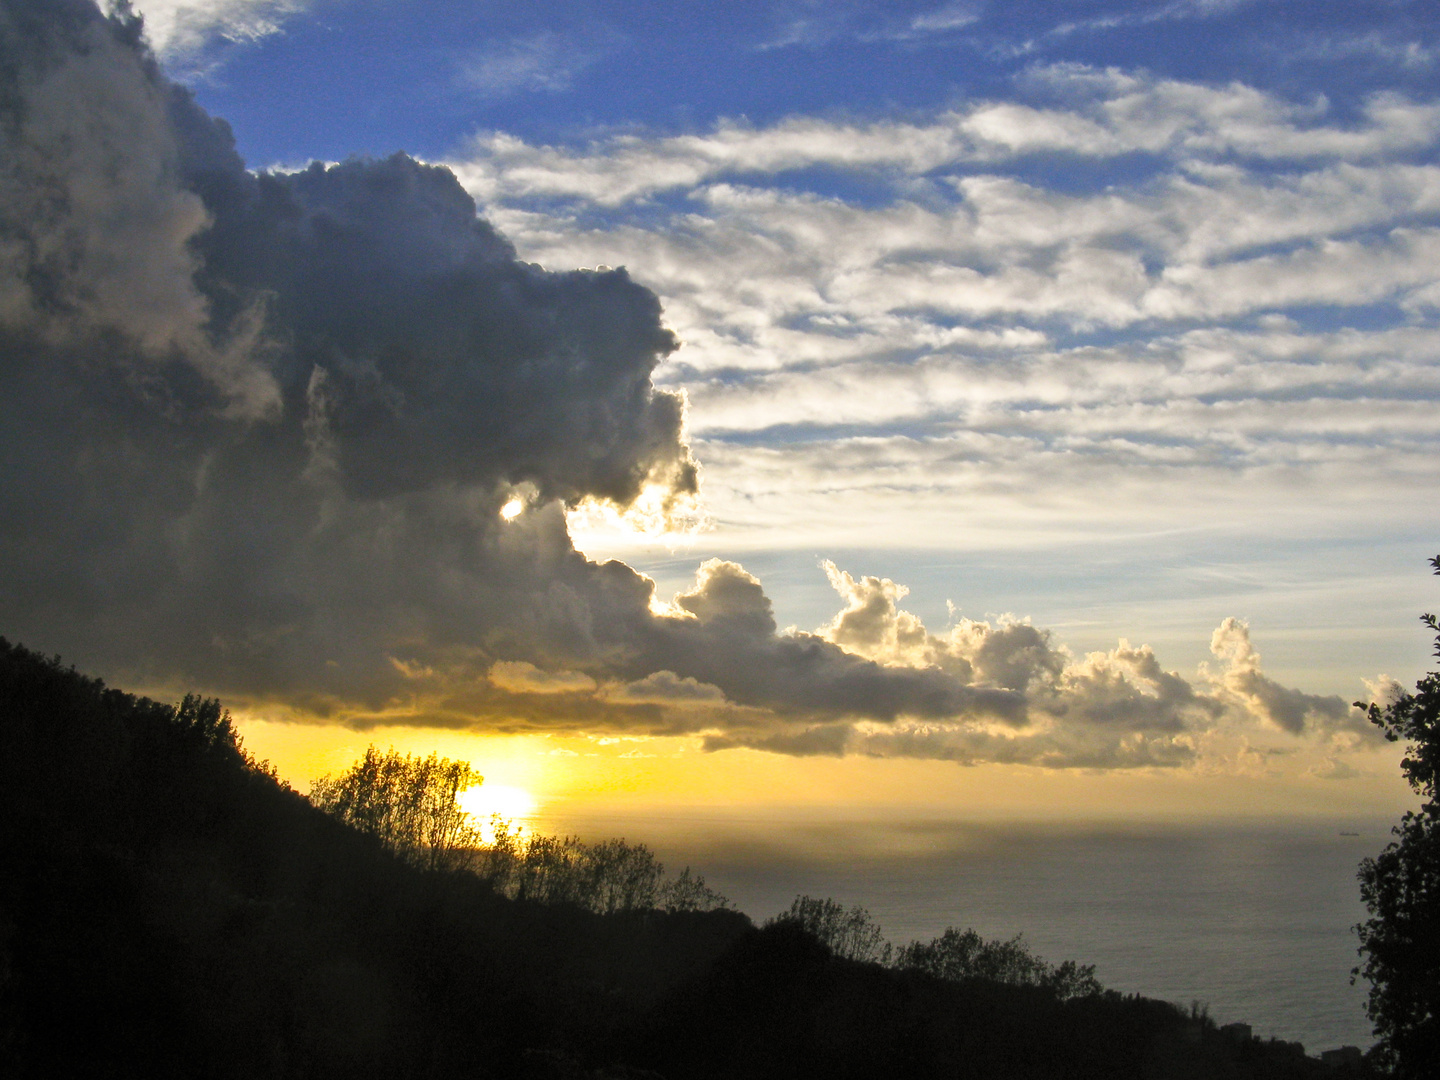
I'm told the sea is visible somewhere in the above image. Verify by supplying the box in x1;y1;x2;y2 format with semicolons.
533;809;1390;1055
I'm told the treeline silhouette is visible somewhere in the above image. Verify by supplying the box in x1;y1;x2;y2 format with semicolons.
311;746;729;914
766;896;1103;1000
477;820;730;915
307;749;1095;978
0;638;1372;1079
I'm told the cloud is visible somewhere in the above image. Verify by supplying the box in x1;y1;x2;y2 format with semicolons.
621;559;1027;726
756;2;866;52
456;28;617;99
488;661;597;695
1208;618;1359;736
2;1;695;704
686;560;1380;770
1362;674;1405;710
795;564;1213;768
445;59;1440;560
1045;0;1258;41
449;72;1440;207
1290;29;1439;71
0;2;1408;777
120;0;309;58
759;0;1261;55
1308;757;1360;781
606;670;727;704
0;2;1032;760
909;3;981;34
1;0;276;412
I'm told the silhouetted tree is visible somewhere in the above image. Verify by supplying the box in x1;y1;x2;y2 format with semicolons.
1354;555;1440;1077
310;746;482;871
768;895;893;963
661;865;731;913
583;836;667;914
476;815;729;914
895;926;1103;1000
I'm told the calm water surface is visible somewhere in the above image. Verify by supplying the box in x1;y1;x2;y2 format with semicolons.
536;811;1388;1054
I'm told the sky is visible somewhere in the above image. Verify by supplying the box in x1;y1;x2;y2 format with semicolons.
2;0;1437;827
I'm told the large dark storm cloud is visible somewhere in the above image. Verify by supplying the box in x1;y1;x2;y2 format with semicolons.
0;0;1026;731
0;1;1367;768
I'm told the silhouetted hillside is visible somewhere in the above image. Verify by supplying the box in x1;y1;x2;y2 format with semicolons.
0;639;1372;1078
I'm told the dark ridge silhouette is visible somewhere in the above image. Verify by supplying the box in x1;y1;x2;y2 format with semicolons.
0;638;1373;1078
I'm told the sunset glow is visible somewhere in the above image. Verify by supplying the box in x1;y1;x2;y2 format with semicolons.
459;783;538;834
9;0;1439;1063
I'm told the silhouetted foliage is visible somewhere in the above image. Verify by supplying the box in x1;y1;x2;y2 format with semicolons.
662;865;731;913
896;926;1104;1000
1354;555;1440;1077
477;814;730;914
767;895;893;963
308;746;733;915
310;745;482;871
768;896;1102;1000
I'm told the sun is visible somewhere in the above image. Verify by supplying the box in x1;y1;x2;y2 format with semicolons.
459;783;538;827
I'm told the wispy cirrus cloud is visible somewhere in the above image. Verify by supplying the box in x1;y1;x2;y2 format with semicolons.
1287;29;1439;70
908;3;983;34
1046;0;1260;40
758;0;983;51
759;0;1256;53
455;27;620;99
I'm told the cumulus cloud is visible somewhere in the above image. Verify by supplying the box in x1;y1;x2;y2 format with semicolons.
1362;674;1406;710
120;0;308;58
786;563;1372;769
2;0;697;702
1207;618;1359;736
1;3;253;387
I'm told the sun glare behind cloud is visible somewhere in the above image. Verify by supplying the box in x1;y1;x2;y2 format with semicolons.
564;484;709;559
